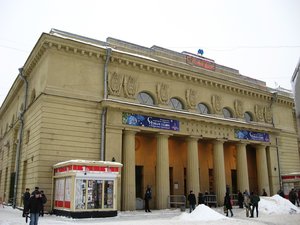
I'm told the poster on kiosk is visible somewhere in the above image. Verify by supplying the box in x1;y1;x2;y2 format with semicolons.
52;160;122;218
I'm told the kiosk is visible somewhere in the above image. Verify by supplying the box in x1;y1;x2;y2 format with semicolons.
52;160;122;218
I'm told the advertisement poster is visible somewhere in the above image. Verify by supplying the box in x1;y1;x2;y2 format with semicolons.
122;112;179;131
234;129;269;142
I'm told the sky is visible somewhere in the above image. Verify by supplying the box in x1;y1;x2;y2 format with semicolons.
0;0;299;106
1;195;300;225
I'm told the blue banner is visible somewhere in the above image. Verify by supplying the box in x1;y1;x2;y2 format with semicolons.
234;129;269;142
122;113;179;131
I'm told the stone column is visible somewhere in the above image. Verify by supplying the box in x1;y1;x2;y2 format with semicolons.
213;139;226;205
122;129;137;211
256;144;270;195
187;136;200;195
156;133;170;209
236;142;249;193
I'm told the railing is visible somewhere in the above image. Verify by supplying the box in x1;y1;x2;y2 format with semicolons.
168;195;186;210
203;194;218;207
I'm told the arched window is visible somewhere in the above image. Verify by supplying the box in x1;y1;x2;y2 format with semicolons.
169;98;184;110
137;92;154;106
223;107;233;118
197;103;210;114
244;112;253;122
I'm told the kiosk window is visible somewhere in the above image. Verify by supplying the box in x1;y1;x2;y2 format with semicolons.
104;180;114;208
75;179;86;209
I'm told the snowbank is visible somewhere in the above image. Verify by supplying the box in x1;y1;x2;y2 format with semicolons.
178;204;228;221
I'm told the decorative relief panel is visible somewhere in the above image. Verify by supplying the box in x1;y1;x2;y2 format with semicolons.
156;83;169;105
234;99;244;118
186;89;197;109
123;75;137;98
264;106;273;124
254;104;264;122
108;72;123;96
211;95;222;114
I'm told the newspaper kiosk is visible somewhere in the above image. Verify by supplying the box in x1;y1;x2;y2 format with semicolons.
52;160;122;218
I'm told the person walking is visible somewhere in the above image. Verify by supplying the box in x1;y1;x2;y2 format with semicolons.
237;190;244;208
22;188;30;217
250;191;260;218
26;191;42;225
144;185;152;212
223;192;233;217
244;192;251;217
40;190;47;217
187;190;196;213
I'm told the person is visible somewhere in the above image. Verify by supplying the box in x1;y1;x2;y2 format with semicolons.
277;189;284;198
22;188;30;217
223;192;233;217
26;190;42;225
187;190;196;213
288;188;297;205
198;192;205;205
250;191;260;218
32;187;39;195
262;188;267;196
237;190;244;208
144;185;152;212
297;189;300;207
244;192;251;217
40;190;47;216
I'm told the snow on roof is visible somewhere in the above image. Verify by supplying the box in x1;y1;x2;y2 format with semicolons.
53;159;122;168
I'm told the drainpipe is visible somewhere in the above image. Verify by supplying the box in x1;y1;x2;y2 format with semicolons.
100;48;112;161
13;67;28;208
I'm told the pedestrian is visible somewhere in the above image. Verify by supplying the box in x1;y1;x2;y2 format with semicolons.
198;192;205;205
32;187;39;195
277;189;284;198
26;191;42;225
288;188;297;205
223;192;233;217
262;188;267;196
237;190;244;208
187;190;196;213
244;192;251;217
250;191;260;218
297;189;300;207
144;185;152;212
22;188;30;217
40;190;47;217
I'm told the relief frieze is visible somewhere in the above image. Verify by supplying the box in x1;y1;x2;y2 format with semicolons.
123;75;137;98
156;83;169;105
108;72;123;96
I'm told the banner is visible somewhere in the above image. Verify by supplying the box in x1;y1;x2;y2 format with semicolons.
234;129;269;142
122;112;179;131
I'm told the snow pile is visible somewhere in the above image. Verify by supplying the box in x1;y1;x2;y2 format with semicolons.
259;194;300;214
178;204;228;221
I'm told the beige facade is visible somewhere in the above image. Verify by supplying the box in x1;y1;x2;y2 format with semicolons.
0;29;300;212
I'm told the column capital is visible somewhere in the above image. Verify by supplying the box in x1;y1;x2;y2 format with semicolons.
187;135;199;141
156;132;172;137
213;138;227;144
123;128;140;134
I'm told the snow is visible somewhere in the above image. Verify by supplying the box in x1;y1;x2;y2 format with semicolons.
1;195;300;225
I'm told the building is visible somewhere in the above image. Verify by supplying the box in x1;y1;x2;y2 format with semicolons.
0;29;299;213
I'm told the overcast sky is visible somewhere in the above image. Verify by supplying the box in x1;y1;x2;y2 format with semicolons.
0;0;299;106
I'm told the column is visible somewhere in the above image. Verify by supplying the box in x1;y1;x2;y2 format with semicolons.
187;136;200;195
122;129;137;211
156;133;170;209
213;139;226;205
236;142;249;193
256;144;270;195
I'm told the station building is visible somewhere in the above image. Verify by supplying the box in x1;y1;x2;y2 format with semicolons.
0;29;299;212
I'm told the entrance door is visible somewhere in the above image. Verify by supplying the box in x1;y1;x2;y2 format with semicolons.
231;169;237;193
169;167;173;195
135;166;143;198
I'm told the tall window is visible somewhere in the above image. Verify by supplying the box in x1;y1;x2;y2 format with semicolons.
137;92;154;106
197;103;210;114
223;107;233;118
169;98;183;110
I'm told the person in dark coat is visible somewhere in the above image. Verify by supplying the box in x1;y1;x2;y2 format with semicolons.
144;185;152;212
223;192;233;217
288;188;297;205
262;188;268;196
39;190;47;217
187;190;196;213
26;191;42;225
198;192;205;205
22;188;30;217
250;191;260;217
237;191;244;208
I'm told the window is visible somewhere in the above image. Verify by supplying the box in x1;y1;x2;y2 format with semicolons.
197;103;210;114
169;98;183;110
223;108;233;118
244;112;253;122
137;92;154;106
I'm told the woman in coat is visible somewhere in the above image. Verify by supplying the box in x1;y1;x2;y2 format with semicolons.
223;192;233;217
